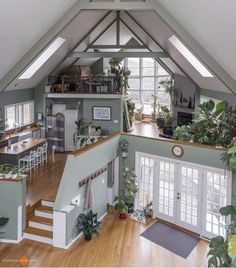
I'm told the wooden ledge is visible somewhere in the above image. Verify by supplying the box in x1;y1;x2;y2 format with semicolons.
70;132;121;157
122;133;227;152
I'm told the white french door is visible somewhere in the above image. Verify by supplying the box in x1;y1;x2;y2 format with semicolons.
136;152;231;238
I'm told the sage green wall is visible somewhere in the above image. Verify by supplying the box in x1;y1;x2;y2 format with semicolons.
200;88;236;107
120;134;233;200
0;89;34;120
0;179;26;241
54;135;119;246
82;99;123;133
66;171;107;245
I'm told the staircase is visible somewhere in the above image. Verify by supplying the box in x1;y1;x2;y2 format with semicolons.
24;199;54;245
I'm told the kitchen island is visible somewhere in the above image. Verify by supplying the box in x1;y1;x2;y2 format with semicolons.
0;138;46;165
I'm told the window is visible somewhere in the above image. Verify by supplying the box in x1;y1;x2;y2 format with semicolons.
126;58;171;114
5;101;34;129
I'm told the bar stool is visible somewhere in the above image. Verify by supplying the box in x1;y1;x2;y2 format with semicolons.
34;147;42;168
41;142;48;165
18;150;35;174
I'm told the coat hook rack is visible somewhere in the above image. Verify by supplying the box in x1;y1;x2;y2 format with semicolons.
79;166;107;187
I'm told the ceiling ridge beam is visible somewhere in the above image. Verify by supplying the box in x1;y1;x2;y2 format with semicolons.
148;0;236;94
119;16;172;75
69;52;168;58
124;11;199;87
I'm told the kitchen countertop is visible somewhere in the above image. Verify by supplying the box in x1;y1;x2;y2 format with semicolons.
0;126;41;143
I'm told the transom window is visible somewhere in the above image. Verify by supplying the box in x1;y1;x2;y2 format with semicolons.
125;58;171;114
5;101;34;129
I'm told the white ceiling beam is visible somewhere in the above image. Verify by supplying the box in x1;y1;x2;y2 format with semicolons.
148;0;236;94
69;51;168;58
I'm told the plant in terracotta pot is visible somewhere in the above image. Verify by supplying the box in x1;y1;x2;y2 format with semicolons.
76;210;100;241
114;196;129;220
123;167;138;213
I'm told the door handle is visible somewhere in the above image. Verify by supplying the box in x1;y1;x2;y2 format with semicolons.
177;192;181;200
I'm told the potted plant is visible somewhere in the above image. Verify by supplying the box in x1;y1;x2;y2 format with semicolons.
3;164;11;179
119;139;129;158
123;167;138;213
173;125;193;142
114;196;129;220
10;165;18;179
73;120;89;148
76;210;100;241
161;106;173;136
0;165;4;179
158;78;175;106
151;95;159;122
208;205;236;267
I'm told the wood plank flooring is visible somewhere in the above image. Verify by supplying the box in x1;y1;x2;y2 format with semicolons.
131;121;161;138
26;153;67;205
0;210;209;267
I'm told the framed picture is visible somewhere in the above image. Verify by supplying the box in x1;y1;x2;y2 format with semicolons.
92;106;111;121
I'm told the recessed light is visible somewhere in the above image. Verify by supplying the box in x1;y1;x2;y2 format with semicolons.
169;35;213;78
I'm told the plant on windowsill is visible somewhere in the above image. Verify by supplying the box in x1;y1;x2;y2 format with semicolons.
208;205;236;267
151;95;160;122
114;196;129;220
76;210;100;241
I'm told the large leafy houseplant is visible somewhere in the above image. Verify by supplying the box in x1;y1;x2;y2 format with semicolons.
73;120;89;147
208;206;236;267
158;78;175;105
76;210;100;241
222;138;236;172
123;167;138;213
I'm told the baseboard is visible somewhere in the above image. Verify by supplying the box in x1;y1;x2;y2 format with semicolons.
0;236;24;244
64;211;108;250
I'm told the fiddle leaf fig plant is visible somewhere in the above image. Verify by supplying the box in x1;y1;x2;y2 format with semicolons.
208;205;236;267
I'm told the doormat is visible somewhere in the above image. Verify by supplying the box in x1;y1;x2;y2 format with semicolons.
131;210;152;224
141;221;200;258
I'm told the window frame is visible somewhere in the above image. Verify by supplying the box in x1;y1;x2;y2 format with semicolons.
5;100;35;130
125;58;171;112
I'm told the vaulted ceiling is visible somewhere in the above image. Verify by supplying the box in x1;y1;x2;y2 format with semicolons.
0;0;235;95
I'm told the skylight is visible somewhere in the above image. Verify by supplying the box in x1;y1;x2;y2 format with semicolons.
169;35;213;78
19;37;66;79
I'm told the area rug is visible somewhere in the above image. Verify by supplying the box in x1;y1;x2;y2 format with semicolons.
141;222;200;258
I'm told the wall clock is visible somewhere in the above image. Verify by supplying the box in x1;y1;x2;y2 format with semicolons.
172;145;184;157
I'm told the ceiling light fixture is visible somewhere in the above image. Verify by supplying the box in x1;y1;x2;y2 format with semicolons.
19;37;66;79
169;35;213;78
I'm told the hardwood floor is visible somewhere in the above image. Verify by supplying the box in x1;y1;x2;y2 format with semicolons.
0;210;209;267
131;121;162;138
26;153;67;205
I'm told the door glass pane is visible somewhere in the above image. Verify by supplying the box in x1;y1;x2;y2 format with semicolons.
142;78;154;90
179;166;199;227
205;171;229;237
158;161;175;217
138;156;154;208
129;78;140;90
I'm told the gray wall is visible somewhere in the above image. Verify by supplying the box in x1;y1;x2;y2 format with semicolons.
0;89;34;120
200;88;236;107
0;179;26;241
82;99;123;133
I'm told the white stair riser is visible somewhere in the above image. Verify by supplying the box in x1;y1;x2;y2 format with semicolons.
35;210;53;219
42;200;54;208
29;221;53;232
24;233;52;245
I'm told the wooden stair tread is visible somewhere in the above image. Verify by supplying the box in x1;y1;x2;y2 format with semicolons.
30;216;53;226
36;205;53;213
24;227;53;238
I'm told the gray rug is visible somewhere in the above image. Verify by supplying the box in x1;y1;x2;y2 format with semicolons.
141;222;200;258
